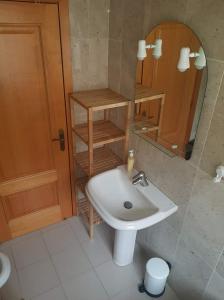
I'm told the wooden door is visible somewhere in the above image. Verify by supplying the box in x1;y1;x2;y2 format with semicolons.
0;1;72;241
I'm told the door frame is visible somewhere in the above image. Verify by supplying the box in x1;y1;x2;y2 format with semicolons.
0;0;76;241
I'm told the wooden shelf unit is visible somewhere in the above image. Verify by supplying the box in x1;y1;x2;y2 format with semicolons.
133;84;165;138
73;120;125;147
70;88;131;238
75;147;123;177
79;197;102;225
135;84;165;104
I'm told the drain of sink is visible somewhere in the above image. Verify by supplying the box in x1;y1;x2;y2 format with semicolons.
123;201;133;209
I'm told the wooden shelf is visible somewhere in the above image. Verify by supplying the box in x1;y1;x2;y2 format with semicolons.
132;120;159;134
70;88;131;238
76;176;88;194
73;120;125;147
78;197;102;225
70;88;129;111
75;147;122;176
135;84;165;104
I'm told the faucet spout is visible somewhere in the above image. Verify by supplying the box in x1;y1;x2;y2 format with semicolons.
132;171;149;186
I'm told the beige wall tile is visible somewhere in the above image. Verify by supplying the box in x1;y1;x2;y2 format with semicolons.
143;0;187;36
137;220;179;263
69;0;89;39
109;0;125;40
214;76;224;118
170;239;213;300
181;170;224;268
88;38;108;89
142;0;152;38
165;202;188;234
71;39;90;90
203;272;224;300
185;0;224;60
216;251;224;279
200;113;224;176
108;39;122;93
69;0;109;91
122;0;145;42
120;39;138;99
89;0;110;38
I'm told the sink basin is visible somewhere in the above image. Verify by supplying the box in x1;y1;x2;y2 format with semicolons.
86;166;178;266
0;252;11;288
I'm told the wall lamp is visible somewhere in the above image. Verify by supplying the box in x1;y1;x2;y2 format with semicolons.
177;46;206;72
137;38;162;61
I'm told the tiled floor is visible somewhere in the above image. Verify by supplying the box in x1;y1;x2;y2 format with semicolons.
0;217;179;300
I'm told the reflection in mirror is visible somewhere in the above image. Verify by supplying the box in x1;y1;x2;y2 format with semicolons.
133;22;207;160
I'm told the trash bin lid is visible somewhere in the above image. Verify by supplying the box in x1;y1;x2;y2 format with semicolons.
146;257;170;279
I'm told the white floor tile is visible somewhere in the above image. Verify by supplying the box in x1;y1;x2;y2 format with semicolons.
41;220;66;233
51;243;92;282
32;285;67;300
42;223;78;255
12;236;48;270
0;241;16;270
63;270;109;300
67;217;90;243
2;218;179;300
95;222;115;251
111;284;178;300
95;260;140;298
160;285;179;300
133;244;149;280
18;258;59;299
10;230;41;247
0;268;22;300
111;285;150;300
81;233;112;267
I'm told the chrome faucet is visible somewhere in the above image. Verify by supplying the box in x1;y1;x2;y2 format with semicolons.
132;171;149;186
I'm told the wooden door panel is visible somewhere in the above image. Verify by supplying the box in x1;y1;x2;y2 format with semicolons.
9;205;62;238
0;1;72;240
3;183;58;220
0;26;53;179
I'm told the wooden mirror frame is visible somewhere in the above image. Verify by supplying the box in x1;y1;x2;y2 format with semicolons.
134;21;207;159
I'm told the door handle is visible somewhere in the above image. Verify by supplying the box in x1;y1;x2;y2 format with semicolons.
52;129;65;151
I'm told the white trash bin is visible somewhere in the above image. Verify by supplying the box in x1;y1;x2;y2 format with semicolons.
144;257;170;297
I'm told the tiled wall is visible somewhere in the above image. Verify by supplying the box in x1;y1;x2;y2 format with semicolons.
68;0;110;152
108;1;224;299
69;0;110;91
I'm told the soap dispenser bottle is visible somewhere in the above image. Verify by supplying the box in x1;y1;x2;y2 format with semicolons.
127;149;135;176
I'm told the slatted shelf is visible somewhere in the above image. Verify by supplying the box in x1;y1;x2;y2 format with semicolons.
76;176;88;194
75;147;122;176
73;120;125;147
70;88;129;111
132;120;159;134
135;84;165;103
78;197;102;225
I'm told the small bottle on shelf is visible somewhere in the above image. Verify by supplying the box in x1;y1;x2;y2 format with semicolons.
127;149;135;177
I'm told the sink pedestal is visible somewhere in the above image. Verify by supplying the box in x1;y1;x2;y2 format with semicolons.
113;229;137;266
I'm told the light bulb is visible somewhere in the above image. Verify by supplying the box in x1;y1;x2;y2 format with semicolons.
152;39;162;59
194;47;206;70
137;40;147;61
177;47;190;72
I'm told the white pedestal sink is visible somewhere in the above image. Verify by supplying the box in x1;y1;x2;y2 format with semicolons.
86;166;178;266
0;252;11;288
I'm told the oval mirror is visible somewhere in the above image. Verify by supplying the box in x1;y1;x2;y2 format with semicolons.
133;21;207;159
